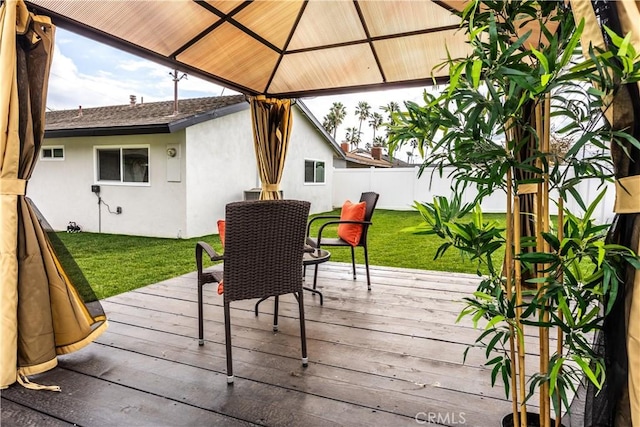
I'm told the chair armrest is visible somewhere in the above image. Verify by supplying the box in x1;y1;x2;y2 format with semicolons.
196;241;223;261
195;241;224;278
306;215;341;236
314;220;372;247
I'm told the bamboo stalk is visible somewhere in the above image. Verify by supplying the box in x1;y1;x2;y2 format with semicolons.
555;198;565;427
514;195;527;427
506;168;519;425
541;95;553;426
533;101;548;427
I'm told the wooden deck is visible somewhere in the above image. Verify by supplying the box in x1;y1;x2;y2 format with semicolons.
1;262;582;426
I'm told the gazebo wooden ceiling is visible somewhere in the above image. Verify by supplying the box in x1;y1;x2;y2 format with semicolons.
24;0;471;98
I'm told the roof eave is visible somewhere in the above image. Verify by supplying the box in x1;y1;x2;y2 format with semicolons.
44;124;171;138
167;100;250;132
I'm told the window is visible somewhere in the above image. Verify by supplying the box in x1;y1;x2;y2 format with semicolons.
305;159;325;184
95;146;149;184
41;146;64;160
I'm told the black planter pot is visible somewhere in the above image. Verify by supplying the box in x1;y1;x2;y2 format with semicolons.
502;413;566;427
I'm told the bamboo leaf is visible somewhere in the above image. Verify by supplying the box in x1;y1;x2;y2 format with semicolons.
472;60;482;89
572;356;602;389
549;357;565;396
531;48;549;74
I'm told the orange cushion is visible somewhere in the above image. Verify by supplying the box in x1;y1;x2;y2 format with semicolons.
217;219;225;295
337;200;366;246
217;219;226;246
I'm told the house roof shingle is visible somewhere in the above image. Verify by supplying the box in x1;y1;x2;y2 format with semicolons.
350;148;412;168
343;150;392;168
45;95;248;137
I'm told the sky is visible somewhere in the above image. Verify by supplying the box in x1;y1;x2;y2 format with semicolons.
47;28;433;148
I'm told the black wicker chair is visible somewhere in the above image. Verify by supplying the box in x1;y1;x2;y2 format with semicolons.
306;192;379;291
196;199;311;384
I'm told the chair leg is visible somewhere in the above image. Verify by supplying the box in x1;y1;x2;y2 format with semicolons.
363;246;371;291
313;264;320;290
297;291;308;367
254;296;269;316
273;296;279;332
198;282;204;346
224;301;234;384
350;246;356;280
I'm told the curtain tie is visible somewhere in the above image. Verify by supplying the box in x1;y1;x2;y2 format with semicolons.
17;372;60;392
614;176;640;213
262;184;279;192
0;178;26;195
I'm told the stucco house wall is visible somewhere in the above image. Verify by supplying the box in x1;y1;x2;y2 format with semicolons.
29;99;343;239
29;132;189;237
184;109;256;238
280;106;335;214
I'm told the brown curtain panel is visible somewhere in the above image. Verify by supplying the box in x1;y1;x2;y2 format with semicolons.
249;96;293;200
570;0;640;425
0;0;107;390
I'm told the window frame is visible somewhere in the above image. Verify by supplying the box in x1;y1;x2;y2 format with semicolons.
304;159;326;185
93;144;150;186
40;145;65;161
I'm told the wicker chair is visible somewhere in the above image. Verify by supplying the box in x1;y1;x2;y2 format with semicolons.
195;199;311;384
305;192;379;291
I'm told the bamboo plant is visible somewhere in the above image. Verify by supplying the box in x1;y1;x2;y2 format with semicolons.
389;1;640;426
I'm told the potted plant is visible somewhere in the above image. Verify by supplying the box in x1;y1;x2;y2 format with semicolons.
389;1;640;426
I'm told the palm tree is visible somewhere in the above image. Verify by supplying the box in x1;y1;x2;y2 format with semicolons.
368;112;383;142
381;101;400;122
408;139;418;163
354;101;371;148
322;113;337;137
345;127;361;151
329;102;346;139
321;102;346;140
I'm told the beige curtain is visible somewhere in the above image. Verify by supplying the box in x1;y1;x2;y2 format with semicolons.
249;96;293;200
0;0;107;390
571;0;640;425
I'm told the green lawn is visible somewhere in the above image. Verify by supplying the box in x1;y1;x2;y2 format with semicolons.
56;209;506;300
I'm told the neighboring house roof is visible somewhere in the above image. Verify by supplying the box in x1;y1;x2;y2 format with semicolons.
351;148;413;168
344;150;392;168
45;95;249;137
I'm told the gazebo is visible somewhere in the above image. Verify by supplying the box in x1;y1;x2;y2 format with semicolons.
1;1;639;426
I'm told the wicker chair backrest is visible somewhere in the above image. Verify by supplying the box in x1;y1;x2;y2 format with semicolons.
358;192;379;246
223;200;310;303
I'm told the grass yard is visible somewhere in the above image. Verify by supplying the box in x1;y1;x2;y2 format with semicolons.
57;209;506;300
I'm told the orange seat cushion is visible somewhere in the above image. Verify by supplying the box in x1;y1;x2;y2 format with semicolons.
337;200;366;246
217;219;226;294
217;219;226;246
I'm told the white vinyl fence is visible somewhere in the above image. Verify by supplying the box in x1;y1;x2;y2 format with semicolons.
333;166;616;225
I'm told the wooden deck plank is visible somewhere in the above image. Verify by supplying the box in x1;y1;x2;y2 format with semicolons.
2;263;546;426
1;367;251;426
68;328;499;426
52;343;414;427
99;300;513;403
107;296;488;368
0;399;73;427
